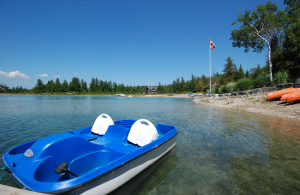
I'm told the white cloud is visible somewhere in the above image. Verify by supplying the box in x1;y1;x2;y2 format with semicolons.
0;71;30;79
36;74;48;78
53;75;61;78
74;73;78;75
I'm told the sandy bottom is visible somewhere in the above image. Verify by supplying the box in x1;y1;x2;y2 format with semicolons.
193;94;300;121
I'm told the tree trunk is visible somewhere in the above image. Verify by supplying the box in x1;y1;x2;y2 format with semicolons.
268;45;273;86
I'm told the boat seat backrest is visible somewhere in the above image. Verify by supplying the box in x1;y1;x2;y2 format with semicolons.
91;114;114;135
128;119;158;147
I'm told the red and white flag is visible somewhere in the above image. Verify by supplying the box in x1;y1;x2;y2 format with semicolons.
210;39;216;49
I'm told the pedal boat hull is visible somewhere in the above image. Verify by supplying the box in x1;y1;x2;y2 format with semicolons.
1;119;177;194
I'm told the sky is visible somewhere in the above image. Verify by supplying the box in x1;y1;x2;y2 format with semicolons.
0;0;286;89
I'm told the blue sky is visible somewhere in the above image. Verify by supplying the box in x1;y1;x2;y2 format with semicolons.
0;0;286;89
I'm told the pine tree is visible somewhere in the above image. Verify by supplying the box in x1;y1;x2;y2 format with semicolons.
45;80;55;93
245;70;250;78
200;75;208;85
54;78;61;92
222;57;238;84
189;74;196;92
68;77;81;92
196;81;204;92
251;64;262;79
113;82;118;93
95;78;99;92
180;77;186;92
235;64;245;81
62;80;68;92
81;79;87;92
33;79;45;93
90;78;96;92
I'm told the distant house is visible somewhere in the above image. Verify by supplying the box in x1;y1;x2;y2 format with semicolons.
213;83;220;89
145;86;157;94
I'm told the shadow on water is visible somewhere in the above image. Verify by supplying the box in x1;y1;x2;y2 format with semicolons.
110;147;178;195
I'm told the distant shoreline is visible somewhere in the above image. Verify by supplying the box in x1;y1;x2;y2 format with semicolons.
0;93;193;98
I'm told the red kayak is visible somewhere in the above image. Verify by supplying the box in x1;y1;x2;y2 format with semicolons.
280;89;300;101
266;88;296;100
286;92;300;103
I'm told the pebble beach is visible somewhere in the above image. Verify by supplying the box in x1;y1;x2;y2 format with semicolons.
193;93;300;121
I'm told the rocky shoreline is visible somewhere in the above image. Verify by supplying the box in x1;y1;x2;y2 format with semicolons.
193;93;300;121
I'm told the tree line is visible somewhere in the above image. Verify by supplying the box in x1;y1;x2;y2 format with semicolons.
0;84;29;93
167;56;274;94
30;77;148;94
0;53;291;95
29;60;266;94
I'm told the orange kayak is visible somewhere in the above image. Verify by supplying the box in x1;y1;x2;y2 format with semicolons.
286;92;300;102
266;88;296;100
280;89;300;101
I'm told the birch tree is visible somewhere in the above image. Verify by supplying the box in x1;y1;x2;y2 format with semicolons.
230;1;285;86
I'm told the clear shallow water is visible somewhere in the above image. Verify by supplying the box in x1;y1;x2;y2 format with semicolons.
0;95;300;194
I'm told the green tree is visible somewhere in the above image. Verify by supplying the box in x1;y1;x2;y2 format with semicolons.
62;80;68;92
222;57;238;84
175;78;181;93
251;64;263;79
230;1;285;86
0;83;10;93
235;64;245;81
81;79;87;92
200;75;208;85
99;80;104;93
54;78;61;92
157;82;165;93
95;78;99;91
196;81;204;92
90;78;96;92
180;77;186;92
245;70;250;78
45;80;55;93
189;74;196;93
272;0;300;81
171;80;176;93
117;83;125;93
107;81;113;92
33;79;45;93
211;70;219;84
113;82;118;93
68;77;81;92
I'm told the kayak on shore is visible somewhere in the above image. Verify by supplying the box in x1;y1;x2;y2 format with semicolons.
286;92;300;103
280;89;300;101
267;88;298;100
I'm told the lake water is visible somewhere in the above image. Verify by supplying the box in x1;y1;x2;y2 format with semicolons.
0;95;300;194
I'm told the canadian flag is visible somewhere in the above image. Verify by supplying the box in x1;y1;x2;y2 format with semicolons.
210;39;216;49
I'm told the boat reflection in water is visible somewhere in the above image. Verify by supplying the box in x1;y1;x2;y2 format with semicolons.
267;115;300;143
110;147;178;195
228;116;300;194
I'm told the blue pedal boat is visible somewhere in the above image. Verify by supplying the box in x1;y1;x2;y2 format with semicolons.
0;114;177;194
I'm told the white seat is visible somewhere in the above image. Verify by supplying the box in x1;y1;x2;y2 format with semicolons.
91;114;114;135
128;119;158;147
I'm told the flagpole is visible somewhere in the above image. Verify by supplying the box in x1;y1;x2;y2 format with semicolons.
209;38;211;93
